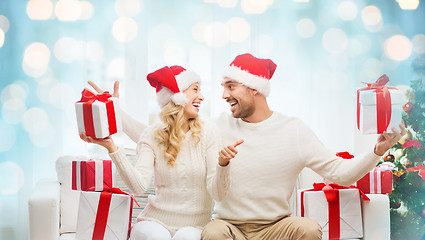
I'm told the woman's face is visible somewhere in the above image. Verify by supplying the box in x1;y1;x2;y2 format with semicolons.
183;82;204;119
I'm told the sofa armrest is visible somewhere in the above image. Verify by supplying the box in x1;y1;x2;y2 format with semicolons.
362;194;390;240
28;178;61;240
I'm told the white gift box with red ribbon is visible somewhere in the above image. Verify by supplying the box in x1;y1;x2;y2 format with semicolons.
297;183;368;240
357;75;403;134
76;189;134;240
75;89;122;139
72;159;113;192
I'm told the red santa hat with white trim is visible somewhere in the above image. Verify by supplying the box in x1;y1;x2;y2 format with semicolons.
147;65;201;108
223;53;277;97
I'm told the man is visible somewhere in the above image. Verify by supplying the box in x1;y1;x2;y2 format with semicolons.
89;53;405;240
198;53;405;239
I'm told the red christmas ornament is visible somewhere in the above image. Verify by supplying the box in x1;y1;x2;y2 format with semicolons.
384;154;395;162
403;102;413;112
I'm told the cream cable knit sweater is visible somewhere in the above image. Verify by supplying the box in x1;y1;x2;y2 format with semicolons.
212;112;381;224
109;119;230;232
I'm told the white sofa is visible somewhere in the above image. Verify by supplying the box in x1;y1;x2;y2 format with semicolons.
28;155;390;240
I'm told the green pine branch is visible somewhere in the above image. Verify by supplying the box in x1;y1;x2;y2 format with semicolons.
387;77;425;240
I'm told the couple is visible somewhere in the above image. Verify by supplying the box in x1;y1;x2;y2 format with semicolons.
81;53;406;240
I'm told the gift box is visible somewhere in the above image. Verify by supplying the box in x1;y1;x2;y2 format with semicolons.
76;188;133;240
357;74;403;134
361;194;391;239
355;164;394;194
72;159;113;191
297;183;368;240
75;89;122;139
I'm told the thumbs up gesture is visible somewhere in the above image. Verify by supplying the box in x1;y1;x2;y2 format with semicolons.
218;139;244;166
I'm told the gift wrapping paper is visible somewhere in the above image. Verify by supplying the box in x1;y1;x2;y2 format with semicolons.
297;183;365;240
76;189;133;240
357;75;403;134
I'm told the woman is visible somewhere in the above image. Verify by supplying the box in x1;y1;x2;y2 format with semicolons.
81;65;243;240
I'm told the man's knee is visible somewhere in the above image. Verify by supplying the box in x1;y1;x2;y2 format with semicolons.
297;217;322;240
201;220;231;240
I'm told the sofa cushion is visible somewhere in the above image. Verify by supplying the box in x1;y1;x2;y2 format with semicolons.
56;155;91;186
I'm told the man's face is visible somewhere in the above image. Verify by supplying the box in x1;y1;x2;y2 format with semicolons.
221;78;255;119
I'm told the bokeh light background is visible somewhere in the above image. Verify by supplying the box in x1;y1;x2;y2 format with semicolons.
0;0;424;239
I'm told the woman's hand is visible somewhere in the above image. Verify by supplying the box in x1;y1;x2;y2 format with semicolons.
80;133;118;153
88;80;120;98
218;139;244;166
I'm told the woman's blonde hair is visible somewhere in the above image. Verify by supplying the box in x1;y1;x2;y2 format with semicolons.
154;101;202;166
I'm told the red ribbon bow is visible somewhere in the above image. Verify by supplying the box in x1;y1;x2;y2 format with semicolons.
357;74;396;134
92;188;140;240
78;89;117;138
310;183;370;201
79;89;113;103
361;74;389;89
300;183;369;240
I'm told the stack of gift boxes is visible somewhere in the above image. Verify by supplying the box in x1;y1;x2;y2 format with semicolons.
297;163;395;240
73;88;136;240
72;159;135;240
297;75;401;240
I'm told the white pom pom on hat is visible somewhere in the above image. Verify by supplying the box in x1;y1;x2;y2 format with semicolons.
223;53;277;97
147;65;201;108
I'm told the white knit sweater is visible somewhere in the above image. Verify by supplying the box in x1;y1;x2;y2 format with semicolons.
212;112;381;224
109;120;230;232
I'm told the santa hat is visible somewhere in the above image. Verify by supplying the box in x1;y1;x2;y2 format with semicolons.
223;53;277;97
147;65;201;108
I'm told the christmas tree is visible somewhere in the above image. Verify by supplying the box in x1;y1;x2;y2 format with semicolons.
382;55;425;240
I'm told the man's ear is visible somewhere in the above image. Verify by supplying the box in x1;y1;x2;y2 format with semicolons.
252;89;259;95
